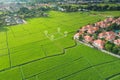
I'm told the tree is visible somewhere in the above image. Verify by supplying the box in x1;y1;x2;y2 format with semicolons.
79;35;83;41
117;51;120;55
112;45;119;54
105;41;114;52
102;5;109;11
19;7;30;14
106;23;120;31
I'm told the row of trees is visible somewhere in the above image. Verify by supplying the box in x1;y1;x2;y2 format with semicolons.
60;5;79;12
85;4;120;11
60;4;120;12
105;41;120;55
17;7;50;19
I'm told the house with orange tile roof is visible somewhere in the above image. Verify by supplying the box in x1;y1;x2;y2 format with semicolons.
105;35;116;41
95;18;114;28
104;17;114;23
84;35;93;43
87;27;99;34
98;32;106;38
74;33;80;39
87;28;94;34
99;22;109;28
106;31;115;36
81;25;93;32
74;17;120;50
106;31;116;41
99;31;116;41
95;21;102;27
93;39;105;49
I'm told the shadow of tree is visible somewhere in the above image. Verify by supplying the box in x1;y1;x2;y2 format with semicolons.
0;27;9;32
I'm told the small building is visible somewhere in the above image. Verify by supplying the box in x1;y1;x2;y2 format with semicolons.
74;33;80;40
93;39;105;49
98;32;106;38
84;35;93;43
105;35;116;42
16;18;24;24
81;25;93;32
87;27;99;34
58;7;66;12
99;31;116;42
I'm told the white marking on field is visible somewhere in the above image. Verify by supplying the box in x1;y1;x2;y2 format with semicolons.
44;28;68;41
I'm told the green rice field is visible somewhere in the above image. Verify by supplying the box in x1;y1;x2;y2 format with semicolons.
0;11;120;80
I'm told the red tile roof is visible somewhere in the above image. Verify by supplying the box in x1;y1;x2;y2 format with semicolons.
114;39;120;46
106;31;115;36
105;35;116;41
84;35;93;43
74;33;80;39
98;32;106;38
99;31;116;41
87;27;99;34
93;39;105;49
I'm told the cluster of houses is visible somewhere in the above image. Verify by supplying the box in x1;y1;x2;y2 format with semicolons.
74;17;120;49
5;15;26;26
58;6;89;12
58;0;103;4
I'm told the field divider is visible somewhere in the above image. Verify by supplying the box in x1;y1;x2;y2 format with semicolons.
5;31;12;68
105;71;120;80
9;26;16;38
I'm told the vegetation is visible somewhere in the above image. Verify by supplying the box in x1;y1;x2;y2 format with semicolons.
75;16;120;55
0;6;50;27
85;4;120;11
0;11;120;80
59;4;120;12
105;41;120;55
106;23;120;31
18;7;50;18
